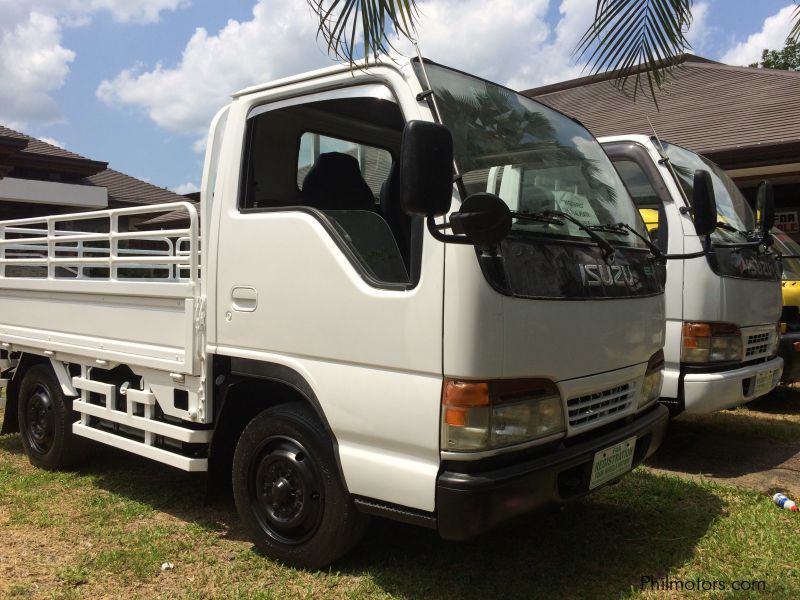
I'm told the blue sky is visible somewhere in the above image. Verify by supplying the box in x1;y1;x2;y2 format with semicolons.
0;0;796;194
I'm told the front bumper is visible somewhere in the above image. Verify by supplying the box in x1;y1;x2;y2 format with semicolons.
436;403;669;541
779;331;800;383
682;356;783;414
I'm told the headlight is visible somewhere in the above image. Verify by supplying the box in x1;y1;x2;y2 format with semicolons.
639;350;664;408
681;322;742;363
442;378;564;452
771;322;781;356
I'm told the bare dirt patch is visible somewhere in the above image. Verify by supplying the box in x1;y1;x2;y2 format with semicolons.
646;388;800;498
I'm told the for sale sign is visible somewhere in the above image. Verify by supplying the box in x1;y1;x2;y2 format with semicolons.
776;211;799;233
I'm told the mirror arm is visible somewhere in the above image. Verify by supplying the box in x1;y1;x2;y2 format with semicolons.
659;234;711;261
426;216;476;245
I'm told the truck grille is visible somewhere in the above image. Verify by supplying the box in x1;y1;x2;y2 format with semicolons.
745;332;770;358
567;382;636;430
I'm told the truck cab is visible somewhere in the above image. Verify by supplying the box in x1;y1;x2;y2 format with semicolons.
771;228;800;383
1;60;668;568
602;135;783;414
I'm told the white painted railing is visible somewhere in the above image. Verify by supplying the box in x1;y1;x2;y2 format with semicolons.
0;202;199;283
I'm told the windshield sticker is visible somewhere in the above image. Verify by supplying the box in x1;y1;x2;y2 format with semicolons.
554;191;601;226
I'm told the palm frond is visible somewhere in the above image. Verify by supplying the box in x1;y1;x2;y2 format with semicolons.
791;3;800;41
576;0;693;101
307;0;419;64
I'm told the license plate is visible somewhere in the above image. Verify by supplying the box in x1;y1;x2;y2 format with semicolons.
589;436;636;490
753;369;773;397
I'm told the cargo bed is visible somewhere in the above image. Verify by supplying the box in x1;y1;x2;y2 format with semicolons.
0;202;201;375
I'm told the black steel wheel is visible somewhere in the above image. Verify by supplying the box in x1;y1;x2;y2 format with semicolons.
249;436;324;545
17;363;88;470
232;403;368;568
23;381;56;455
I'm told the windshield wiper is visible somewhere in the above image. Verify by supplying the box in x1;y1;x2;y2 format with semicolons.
716;221;742;233
509;210;564;226
711;223;772;249
593;222;663;258
511;210;615;262
588;224;631;236
597;222;712;261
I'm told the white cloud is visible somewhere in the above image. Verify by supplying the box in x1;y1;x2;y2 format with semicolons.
687;1;714;56
38;136;66;148
0;1;188;127
98;0;598;141
97;1;330;140
0;1;189;25
396;0;595;90
516;0;597;88
0;12;75;126
86;0;189;24
720;4;796;66
173;181;199;195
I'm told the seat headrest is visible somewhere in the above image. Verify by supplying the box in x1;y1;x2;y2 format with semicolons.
380;163;401;219
301;152;375;211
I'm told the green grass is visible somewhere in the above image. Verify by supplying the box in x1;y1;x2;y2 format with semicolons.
2;405;800;599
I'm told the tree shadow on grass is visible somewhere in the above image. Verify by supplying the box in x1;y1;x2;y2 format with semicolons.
647;416;800;480
0;432;246;540
2;433;722;598
747;386;800;416
333;470;721;599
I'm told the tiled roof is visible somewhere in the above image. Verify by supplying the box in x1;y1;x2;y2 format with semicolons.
1;124;185;208
522;55;800;164
0;125;98;162
137;201;200;229
83;168;185;207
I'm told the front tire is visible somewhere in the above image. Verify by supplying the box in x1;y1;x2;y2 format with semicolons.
17;363;88;470
232;403;368;569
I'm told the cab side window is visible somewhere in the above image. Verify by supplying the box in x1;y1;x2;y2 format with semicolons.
613;158;668;251
239;91;420;288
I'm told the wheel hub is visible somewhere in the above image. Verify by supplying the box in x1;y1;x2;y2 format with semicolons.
25;387;55;454
250;438;324;545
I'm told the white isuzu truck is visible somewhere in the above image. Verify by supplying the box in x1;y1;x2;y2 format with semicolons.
0;59;672;568
601;135;782;415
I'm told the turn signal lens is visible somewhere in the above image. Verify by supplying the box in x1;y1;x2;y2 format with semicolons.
442;380;489;407
681;322;742;364
441;378;564;452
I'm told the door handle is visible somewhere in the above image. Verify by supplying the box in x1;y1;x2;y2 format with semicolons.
231;286;258;312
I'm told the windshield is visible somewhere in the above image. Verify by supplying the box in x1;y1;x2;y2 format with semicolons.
658;140;755;242
773;229;800;280
414;62;648;250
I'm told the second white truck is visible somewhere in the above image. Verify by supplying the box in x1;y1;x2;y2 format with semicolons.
602;135;782;414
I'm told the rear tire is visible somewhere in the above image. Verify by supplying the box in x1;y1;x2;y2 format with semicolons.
17;363;88;470
232;403;368;569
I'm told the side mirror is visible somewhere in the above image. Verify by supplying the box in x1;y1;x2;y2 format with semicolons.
756;180;775;234
450;193;512;245
399;120;454;217
691;170;717;237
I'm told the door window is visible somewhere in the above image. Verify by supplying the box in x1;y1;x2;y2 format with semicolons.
238;88;418;288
